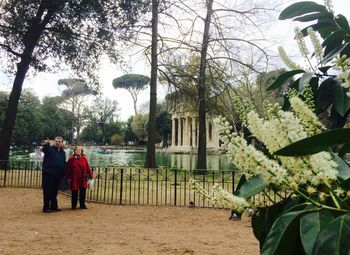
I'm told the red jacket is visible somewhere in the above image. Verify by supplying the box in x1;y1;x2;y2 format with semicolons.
66;155;93;191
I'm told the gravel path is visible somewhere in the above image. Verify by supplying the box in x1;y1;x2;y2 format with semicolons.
0;187;259;255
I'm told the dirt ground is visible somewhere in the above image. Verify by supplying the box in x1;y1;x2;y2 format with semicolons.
0;187;259;255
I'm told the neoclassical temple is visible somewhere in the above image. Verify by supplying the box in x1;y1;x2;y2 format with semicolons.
170;111;221;152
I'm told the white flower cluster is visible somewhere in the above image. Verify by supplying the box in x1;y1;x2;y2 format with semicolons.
289;96;325;135
278;46;303;70
307;27;323;65
246;109;338;186
214;116;288;186
335;55;350;97
189;179;250;213
295;27;309;60
232;97;254;125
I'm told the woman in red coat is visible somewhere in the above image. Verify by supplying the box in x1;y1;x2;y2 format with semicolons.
66;146;93;209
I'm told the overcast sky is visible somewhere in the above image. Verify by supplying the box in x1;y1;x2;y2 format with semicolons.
0;0;349;121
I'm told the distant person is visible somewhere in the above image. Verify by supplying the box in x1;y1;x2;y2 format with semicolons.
42;136;66;213
66;146;93;209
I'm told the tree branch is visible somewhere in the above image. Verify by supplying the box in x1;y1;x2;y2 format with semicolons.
0;43;22;57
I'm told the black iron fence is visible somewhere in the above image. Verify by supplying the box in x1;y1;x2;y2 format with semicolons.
0;160;237;208
0;160;285;208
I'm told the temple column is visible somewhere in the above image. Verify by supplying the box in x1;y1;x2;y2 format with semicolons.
191;117;195;147
184;116;189;147
171;117;176;147
195;118;198;147
179;117;183;146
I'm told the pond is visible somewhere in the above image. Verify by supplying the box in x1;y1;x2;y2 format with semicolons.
10;147;235;170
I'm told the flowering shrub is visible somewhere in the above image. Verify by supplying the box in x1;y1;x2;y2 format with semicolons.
190;1;350;254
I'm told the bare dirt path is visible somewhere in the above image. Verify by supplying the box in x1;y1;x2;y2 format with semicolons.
0;187;259;255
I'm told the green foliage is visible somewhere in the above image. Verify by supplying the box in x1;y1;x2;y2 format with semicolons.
41;96;72;140
266;70;305;91
13;90;43;145
235;174;268;199
123;116;137;143
269;1;350;128
155;103;171;145
313;213;350;255
248;2;350;254
112;74;150;90
300;210;334;255
0;0;150;79
274;128;350;156
0;90;73;145
131;114;148;142
279;2;327;20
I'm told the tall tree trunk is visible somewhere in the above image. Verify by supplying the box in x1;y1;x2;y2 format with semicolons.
101;123;106;145
131;94;138;116
144;0;158;168
0;58;31;162
0;3;54;161
197;0;214;171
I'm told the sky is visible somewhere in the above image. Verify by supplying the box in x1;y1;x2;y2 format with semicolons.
1;0;350;121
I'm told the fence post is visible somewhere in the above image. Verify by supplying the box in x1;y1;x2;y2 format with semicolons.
119;169;124;205
174;169;177;206
146;169;150;205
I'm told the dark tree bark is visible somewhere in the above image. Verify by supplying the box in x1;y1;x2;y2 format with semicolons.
0;4;55;162
144;0;159;168
197;0;214;171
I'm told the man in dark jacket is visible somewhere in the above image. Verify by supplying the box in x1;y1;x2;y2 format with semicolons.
42;136;66;213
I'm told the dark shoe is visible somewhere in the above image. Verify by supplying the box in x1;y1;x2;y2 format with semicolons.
72;206;76;210
80;205;88;209
43;209;53;213
51;208;62;212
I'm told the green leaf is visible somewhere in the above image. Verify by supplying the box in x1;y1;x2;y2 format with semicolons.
274;129;350;156
293;12;333;22
334;83;350;116
252;201;288;249
299;72;314;91
300;21;336;38
318;65;333;74
334;14;350;36
332;153;350;179
322;31;344;57
266;70;305;91
323;42;350;63
235;174;268;198
235;174;247;193
339;143;350;157
317;78;337;111
279;2;327;20
340;177;350;191
261;209;317;255
312;213;350;255
300;210;334;255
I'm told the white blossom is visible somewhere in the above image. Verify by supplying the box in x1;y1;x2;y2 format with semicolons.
289;96;325;135
278;46;303;70
307;27;323;65
189;179;250;213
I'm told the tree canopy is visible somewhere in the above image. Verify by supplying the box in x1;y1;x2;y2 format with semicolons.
0;0;150;79
112;73;150;115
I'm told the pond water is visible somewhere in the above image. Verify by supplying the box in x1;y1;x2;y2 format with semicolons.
10;147;235;170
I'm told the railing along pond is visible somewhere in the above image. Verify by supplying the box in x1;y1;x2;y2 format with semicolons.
0;160;284;208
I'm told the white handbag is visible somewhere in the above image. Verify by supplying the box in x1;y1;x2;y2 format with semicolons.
88;179;94;189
